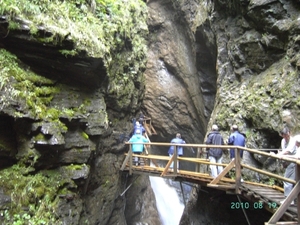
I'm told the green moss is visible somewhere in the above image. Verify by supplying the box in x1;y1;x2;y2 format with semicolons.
0;49;60;119
215;58;300;133
81;131;89;140
66;164;85;170
34;133;46;142
7;20;20;30
1;0;148;102
44;108;60;119
0;164;74;224
17;149;41;167
61;108;75;118
0;49;73;135
59;49;78;57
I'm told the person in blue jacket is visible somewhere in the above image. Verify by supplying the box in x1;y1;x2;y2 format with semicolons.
168;133;186;170
129;129;149;165
228;124;246;160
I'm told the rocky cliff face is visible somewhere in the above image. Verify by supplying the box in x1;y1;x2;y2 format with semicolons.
0;0;300;224
0;0;161;224
153;0;299;224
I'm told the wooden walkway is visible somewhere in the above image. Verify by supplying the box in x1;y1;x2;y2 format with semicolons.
120;143;300;225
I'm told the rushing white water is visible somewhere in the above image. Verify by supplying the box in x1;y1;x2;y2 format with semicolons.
149;176;185;225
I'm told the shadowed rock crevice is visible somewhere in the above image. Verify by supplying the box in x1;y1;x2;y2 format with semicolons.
195;20;218;117
144;0;207;150
0;115;17;168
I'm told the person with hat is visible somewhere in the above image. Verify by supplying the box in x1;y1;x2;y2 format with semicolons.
133;121;146;136
128;128;149;166
205;124;224;178
228;124;246;160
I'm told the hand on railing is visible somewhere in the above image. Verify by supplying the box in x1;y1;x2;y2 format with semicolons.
270;151;284;159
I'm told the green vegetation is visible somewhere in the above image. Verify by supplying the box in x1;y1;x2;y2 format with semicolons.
0;1;149;222
0;164;75;224
215;58;300;136
0;49;73;134
0;49;59;117
0;0;148;97
81;131;89;140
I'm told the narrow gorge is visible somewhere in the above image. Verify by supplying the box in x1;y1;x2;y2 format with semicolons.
0;0;300;224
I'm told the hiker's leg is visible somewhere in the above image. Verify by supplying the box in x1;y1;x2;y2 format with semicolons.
284;163;296;196
169;154;174;169
230;149;235;160
133;154;139;165
216;156;223;175
209;156;217;178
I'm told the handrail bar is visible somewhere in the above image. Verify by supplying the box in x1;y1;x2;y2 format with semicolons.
125;142;300;165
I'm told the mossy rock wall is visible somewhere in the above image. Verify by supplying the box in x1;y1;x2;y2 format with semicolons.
0;0;150;224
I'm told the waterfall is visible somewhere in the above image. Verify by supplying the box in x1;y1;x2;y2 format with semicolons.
149;176;185;225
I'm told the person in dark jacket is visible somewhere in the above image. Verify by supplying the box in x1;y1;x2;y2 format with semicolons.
133;121;145;136
205;124;224;178
228;124;246;160
138;112;145;125
168;133;186;170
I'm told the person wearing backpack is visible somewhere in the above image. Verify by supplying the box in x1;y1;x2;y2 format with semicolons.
205;124;224;178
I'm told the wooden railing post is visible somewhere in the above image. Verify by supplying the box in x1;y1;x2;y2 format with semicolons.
196;147;201;172
235;147;242;194
174;145;178;174
296;163;300;222
129;144;132;175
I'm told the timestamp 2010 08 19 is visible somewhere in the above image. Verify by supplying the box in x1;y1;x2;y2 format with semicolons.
230;201;277;209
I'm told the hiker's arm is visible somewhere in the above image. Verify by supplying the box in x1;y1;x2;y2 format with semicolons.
228;135;234;145
205;134;212;145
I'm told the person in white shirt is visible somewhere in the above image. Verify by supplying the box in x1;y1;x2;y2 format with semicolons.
272;127;297;204
293;135;300;158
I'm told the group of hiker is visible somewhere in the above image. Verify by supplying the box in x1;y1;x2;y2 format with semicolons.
127;115;300;205
205;124;300;206
205;124;246;178
127;117;247;173
128;113;148;166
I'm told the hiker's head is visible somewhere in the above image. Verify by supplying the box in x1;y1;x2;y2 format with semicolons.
280;127;290;140
232;124;238;131
212;124;218;131
176;133;181;138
